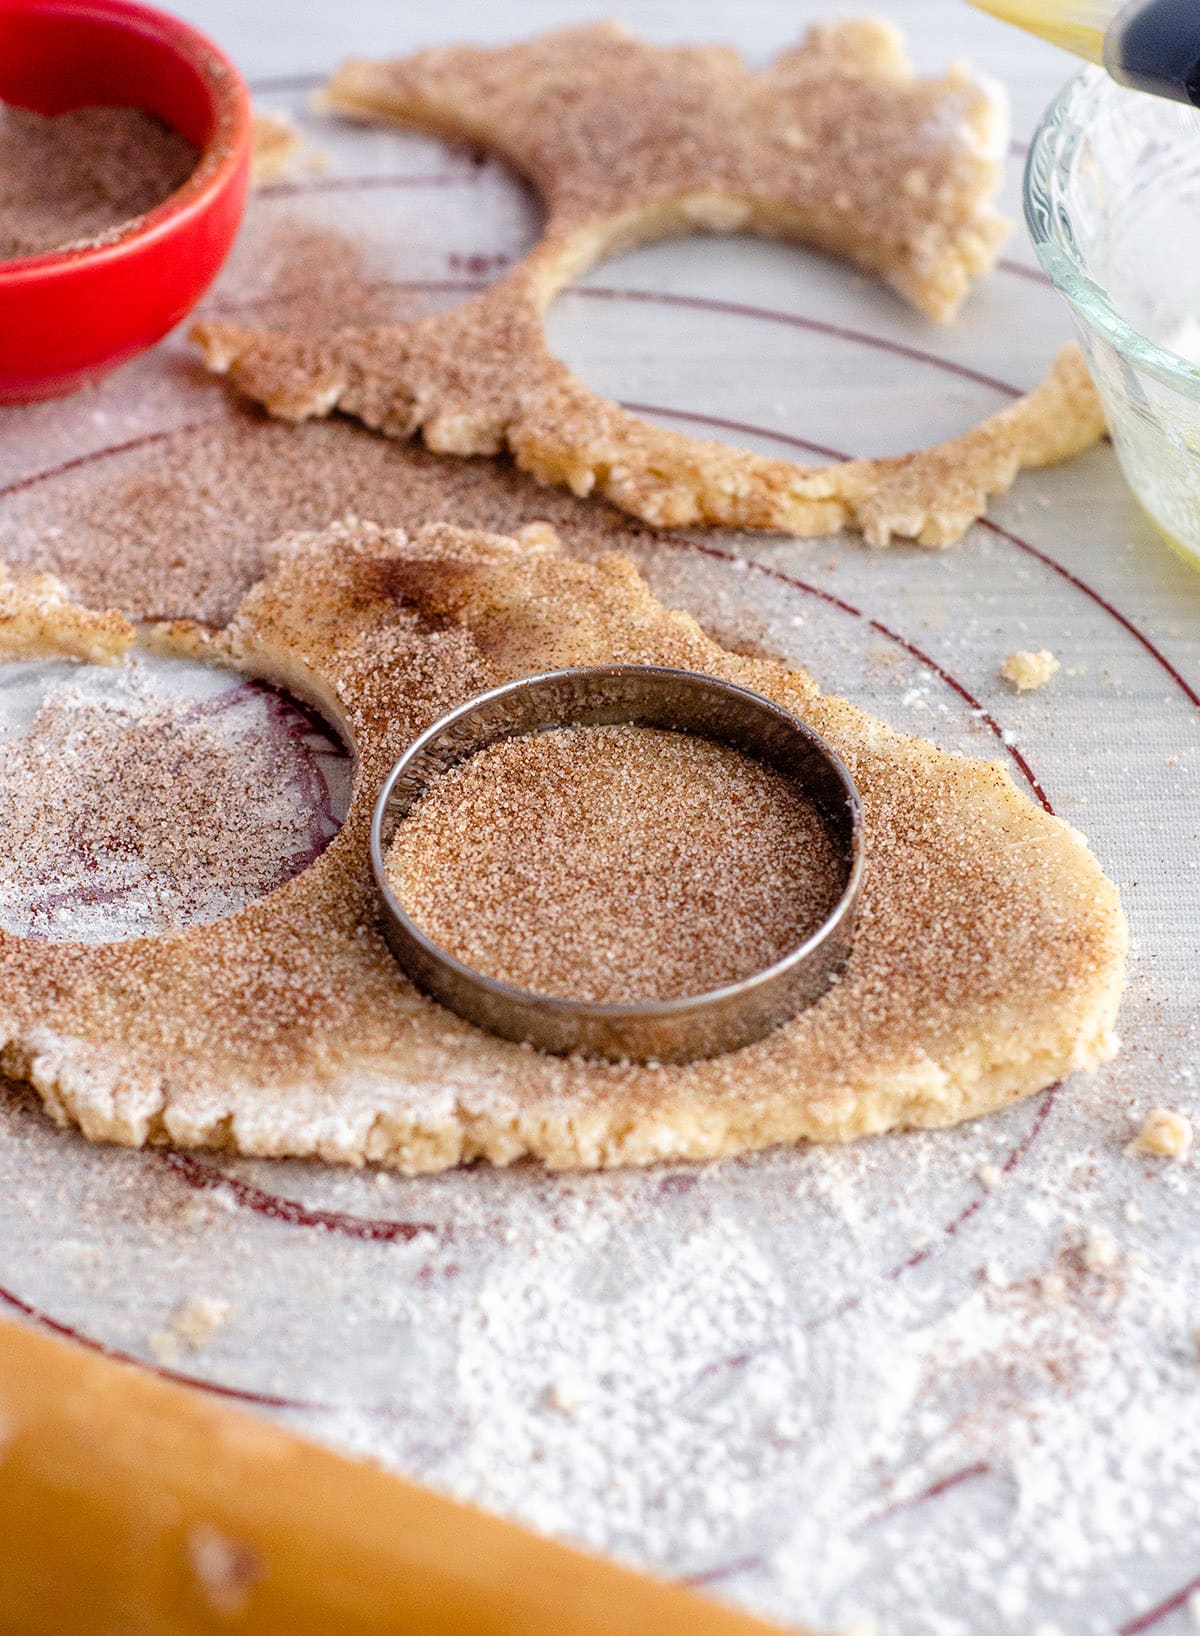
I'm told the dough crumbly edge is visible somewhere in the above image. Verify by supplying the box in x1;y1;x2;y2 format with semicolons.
193;19;1106;549
0;528;1127;1173
0;565;134;665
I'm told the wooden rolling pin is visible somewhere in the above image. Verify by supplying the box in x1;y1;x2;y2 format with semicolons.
0;1319;799;1635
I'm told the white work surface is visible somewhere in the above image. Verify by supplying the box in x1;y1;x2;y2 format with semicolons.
2;3;1199;1633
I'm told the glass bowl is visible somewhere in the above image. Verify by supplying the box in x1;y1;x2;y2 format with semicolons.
1025;66;1200;568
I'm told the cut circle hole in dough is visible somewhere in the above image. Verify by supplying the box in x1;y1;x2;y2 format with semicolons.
543;231;1016;462
195;18;1107;547
0;606;350;944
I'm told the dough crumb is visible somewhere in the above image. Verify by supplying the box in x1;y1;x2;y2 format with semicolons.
251;110;308;187
545;1375;589;1414
514;521;562;551
1123;1200;1143;1225
1040;1272;1068;1304
178;1198;214;1230
173;1295;231;1347
150;1296;232;1363
1083;1228;1120;1273
187;1524;261;1617
148;1329;178;1366
978;1163;1003;1190
1001;649;1060;691
1129;1107;1194;1160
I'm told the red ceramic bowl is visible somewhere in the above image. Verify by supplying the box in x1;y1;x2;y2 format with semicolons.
0;0;252;403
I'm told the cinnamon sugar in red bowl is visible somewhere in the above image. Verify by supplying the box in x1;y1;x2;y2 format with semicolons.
0;103;198;263
0;0;252;403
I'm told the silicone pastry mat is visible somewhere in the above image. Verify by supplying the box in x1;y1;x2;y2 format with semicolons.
1;3;1198;1632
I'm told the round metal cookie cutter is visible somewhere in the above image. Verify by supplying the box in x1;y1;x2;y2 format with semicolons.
370;665;864;1065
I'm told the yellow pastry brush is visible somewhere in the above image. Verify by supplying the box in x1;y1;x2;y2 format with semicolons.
966;0;1200;104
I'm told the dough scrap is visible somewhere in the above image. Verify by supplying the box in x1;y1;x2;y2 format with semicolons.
0;520;1126;1171
193;20;1106;547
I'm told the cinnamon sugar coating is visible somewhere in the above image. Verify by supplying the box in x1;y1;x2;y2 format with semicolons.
193;19;1105;547
0;521;1126;1171
0;104;196;261
384;723;844;1005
